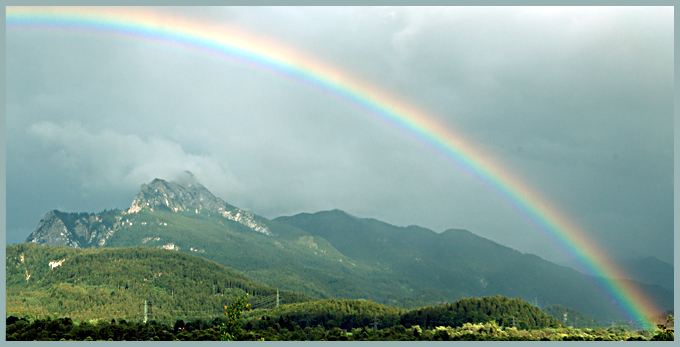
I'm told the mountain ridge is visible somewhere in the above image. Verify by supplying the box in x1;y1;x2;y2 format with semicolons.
26;209;121;248
23;172;673;324
273;209;673;324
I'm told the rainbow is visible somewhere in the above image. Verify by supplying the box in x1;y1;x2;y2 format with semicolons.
6;6;663;328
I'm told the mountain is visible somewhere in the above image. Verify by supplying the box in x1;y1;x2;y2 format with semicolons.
6;242;313;324
25;173;395;302
24;172;673;325
274;209;673;325
26;171;271;248
128;171;271;235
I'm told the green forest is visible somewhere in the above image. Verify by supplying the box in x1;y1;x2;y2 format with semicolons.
6;243;312;323
5;243;673;341
6;301;674;341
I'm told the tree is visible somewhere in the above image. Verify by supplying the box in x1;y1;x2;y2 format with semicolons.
220;293;251;341
651;315;674;341
173;319;185;332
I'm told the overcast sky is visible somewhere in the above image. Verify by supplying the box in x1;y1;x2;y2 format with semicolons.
6;6;674;268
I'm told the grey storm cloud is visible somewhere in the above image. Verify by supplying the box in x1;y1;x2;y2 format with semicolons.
6;6;673;267
28;121;238;194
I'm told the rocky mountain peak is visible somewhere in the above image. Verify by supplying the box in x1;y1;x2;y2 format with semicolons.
26;210;118;248
25;210;74;247
126;172;271;235
127;172;225;214
26;172;272;249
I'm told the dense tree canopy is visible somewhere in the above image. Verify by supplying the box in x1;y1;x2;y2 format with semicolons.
6;243;312;324
6;315;658;341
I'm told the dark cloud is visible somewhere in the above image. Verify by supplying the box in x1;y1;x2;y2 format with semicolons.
6;7;673;266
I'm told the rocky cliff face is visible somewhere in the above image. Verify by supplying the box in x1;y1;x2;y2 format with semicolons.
25;210;120;248
127;171;271;235
25;171;271;247
128;171;227;214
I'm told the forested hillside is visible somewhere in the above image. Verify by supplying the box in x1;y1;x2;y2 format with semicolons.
6;243;312;323
399;296;561;329
275;209;673;324
8;243;673;341
247;296;561;331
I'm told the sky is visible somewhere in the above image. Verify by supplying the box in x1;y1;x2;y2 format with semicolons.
5;6;674;268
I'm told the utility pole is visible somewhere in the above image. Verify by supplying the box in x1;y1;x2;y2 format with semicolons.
372;316;380;332
144;300;148;324
305;309;312;328
142;300;153;341
276;289;280;307
305;310;313;340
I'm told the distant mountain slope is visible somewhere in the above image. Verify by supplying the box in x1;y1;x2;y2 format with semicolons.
561;256;673;293
6;243;313;323
274;210;673;325
619;256;673;292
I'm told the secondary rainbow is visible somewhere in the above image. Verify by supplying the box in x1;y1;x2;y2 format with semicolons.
6;6;661;328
